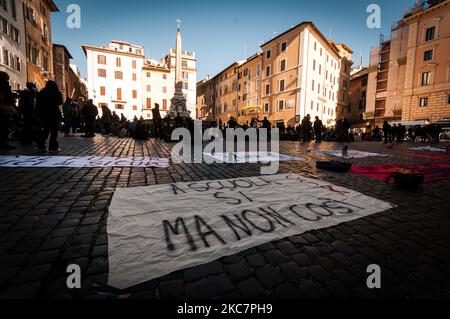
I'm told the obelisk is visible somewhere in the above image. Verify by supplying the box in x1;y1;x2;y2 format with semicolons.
170;19;189;117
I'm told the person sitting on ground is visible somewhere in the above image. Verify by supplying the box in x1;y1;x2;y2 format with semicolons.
112;111;120;124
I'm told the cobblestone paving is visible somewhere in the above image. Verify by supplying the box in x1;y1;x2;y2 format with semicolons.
0;135;449;299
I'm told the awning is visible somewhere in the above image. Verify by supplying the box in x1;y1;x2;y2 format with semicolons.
241;105;262;111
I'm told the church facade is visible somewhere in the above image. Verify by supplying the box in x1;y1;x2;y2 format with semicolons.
83;26;196;120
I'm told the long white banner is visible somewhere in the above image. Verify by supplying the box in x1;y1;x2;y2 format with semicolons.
0;156;169;168
203;152;303;164
312;150;389;159
108;174;392;289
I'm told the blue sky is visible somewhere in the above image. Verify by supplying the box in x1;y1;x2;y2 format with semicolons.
52;0;414;80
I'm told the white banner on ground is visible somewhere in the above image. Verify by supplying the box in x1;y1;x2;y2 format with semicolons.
108;174;392;289
312;150;389;159
409;146;447;153
203;152;303;164
0;156;169;168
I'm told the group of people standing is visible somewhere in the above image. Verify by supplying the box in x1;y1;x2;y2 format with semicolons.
382;121;407;144
0;71;102;151
381;120;442;144
1;71;65;151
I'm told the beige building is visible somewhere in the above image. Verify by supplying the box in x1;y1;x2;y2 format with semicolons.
141;61;171;118
260;22;352;127
196;75;215;120
53;44;72;100
24;0;59;89
197;21;353;128
345;67;368;124
236;53;263;124
402;0;450;123
366;0;450;125
214;62;241;125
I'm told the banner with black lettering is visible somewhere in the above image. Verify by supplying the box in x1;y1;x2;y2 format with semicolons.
0;156;169;168
108;174;392;289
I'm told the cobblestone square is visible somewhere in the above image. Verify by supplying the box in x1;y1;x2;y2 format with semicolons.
0;135;449;299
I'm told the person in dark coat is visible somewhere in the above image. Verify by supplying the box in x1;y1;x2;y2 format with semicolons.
342;118;351;142
313;116;324;143
82;99;98;137
390;124;398;143
35;81;64;151
62;98;73;137
0;71;17;150
19;82;39;145
397;124;406;143
257;116;272;141
301;115;312;142
101;105;113;135
382;121;390;143
152;103;162;139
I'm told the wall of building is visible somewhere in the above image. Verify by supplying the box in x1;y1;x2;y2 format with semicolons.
214;63;239;125
261;24;346;127
85;42;145;120
53;45;70;100
237;54;262;124
261;27;300;127
0;0;26;90
67;65;87;102
365;0;450;125
196;77;215;120
24;0;57;90
346;68;368;123
85;38;197;121
141;66;171;119
401;0;450;122
385;24;409;120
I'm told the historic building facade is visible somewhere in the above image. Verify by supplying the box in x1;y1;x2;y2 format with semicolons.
401;0;450;123
197;21;352;127
214;62;241;125
344;67;368;124
83;40;145;119
84;27;197;120
0;0;26;89
53;44;72;100
236;53;263;124
196;75;215;120
366;0;450;125
24;0;58;89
